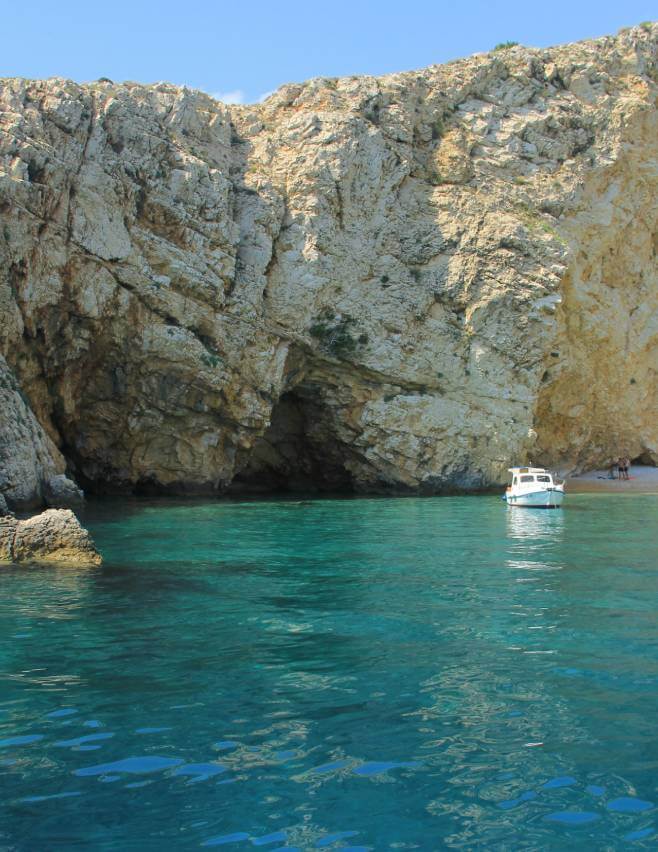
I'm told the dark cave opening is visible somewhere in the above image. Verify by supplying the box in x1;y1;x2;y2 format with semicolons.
632;452;655;467
229;389;356;494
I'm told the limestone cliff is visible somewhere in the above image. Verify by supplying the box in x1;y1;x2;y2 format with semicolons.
0;24;656;500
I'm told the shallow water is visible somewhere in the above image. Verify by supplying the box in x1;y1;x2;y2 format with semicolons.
1;494;658;849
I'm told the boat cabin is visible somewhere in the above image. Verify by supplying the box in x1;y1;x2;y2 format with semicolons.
507;467;556;489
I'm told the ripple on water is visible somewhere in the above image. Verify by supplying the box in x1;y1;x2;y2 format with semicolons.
171;763;226;783
214;741;239;751
21;791;82;803
74;756;184;776
352;761;419;777
54;733;114;748
606;797;654;813
316;830;359;847
624;828;654;841
201;833;250;847
311;759;351;775
497;790;537;810
46;708;78;719
251;830;287;846
543;811;600;825
0;734;44;747
541;776;577;789
586;785;606;796
275;750;297;761
135;727;172;734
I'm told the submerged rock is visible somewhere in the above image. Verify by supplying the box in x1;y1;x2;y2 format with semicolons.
0;510;102;566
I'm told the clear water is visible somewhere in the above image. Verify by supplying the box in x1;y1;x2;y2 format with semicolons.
1;495;658;850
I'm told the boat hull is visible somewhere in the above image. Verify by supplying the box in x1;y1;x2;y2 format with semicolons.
505;489;564;508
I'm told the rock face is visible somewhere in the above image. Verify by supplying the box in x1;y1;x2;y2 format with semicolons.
0;509;102;565
0;355;66;508
0;25;656;494
0;493;12;517
43;474;85;509
0;355;84;510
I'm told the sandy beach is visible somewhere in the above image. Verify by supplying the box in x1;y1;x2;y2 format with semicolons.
566;464;658;494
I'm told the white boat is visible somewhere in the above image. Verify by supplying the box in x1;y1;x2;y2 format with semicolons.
503;467;565;508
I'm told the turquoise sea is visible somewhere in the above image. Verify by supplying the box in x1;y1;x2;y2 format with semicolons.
1;494;658;849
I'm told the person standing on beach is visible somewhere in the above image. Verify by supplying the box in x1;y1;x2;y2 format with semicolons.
609;458;618;479
618;456;629;480
623;456;631;480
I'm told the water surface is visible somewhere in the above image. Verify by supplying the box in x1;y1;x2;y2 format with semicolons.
1;495;657;849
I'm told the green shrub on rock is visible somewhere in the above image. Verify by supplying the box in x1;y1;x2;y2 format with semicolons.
309;309;368;358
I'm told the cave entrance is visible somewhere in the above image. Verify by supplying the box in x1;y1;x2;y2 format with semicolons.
230;387;356;494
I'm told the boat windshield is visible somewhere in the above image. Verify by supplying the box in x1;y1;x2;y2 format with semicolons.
520;475;534;482
536;474;551;482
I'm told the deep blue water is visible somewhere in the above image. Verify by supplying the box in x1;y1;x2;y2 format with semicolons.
1;494;658;850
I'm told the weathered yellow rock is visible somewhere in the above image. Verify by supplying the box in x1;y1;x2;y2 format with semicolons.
0;510;102;566
0;25;656;492
0;517;16;561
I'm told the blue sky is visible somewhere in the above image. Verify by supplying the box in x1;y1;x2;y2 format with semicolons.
3;1;656;103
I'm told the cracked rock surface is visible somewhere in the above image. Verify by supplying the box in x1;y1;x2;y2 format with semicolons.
0;24;656;495
0;509;102;566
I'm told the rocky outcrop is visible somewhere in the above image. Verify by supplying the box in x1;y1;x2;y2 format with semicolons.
0;24;656;493
0;509;102;566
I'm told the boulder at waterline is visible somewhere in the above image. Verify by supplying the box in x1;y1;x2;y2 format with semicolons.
0;510;102;566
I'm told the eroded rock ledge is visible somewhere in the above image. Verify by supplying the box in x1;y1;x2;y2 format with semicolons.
0;509;102;566
0;24;656;497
